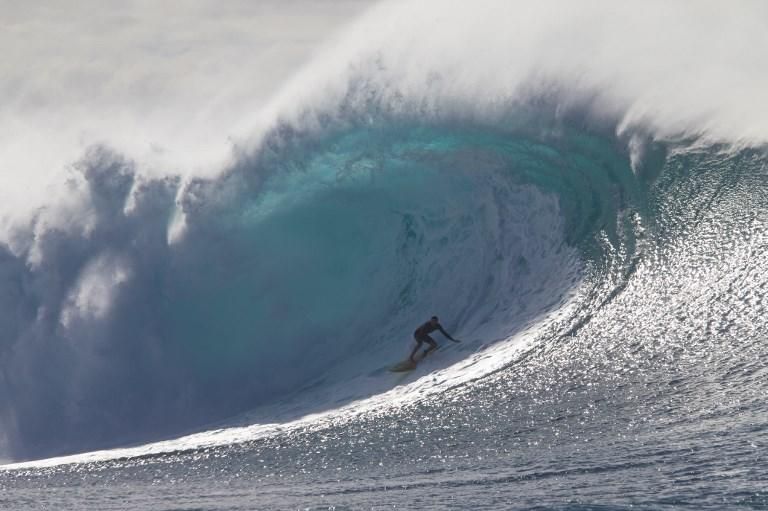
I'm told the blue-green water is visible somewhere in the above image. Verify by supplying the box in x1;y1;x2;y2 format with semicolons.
2;105;768;508
3;0;768;507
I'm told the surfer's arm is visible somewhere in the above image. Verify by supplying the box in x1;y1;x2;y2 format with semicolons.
438;325;460;342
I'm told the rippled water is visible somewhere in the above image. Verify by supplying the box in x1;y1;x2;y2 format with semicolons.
3;148;767;509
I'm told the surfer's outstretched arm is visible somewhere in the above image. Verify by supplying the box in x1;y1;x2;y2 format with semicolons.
437;324;460;342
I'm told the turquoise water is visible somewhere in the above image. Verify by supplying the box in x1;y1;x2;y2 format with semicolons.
2;107;768;508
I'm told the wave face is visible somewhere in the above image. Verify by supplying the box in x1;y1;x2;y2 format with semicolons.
0;108;646;459
1;0;767;464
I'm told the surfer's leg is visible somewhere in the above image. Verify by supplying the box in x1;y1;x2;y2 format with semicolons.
409;338;423;361
422;335;438;357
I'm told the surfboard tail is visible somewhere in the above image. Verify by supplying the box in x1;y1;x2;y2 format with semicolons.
389;360;417;372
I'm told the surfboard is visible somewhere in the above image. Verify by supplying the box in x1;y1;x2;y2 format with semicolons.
388;349;432;372
389;359;418;372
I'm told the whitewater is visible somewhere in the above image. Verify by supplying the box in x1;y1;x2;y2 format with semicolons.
2;1;768;509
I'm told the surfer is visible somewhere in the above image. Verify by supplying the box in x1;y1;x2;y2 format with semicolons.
410;316;460;362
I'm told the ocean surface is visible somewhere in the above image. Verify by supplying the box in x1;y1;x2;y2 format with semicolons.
2;1;768;509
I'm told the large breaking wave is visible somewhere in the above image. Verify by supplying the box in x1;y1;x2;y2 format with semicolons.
1;0;766;461
0;111;639;459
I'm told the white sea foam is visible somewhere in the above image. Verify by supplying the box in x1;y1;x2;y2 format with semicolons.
3;1;767;225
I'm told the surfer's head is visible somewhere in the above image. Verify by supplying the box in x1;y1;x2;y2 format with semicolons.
431;315;439;323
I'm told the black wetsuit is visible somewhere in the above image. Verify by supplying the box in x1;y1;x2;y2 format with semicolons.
410;319;457;361
413;320;450;344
